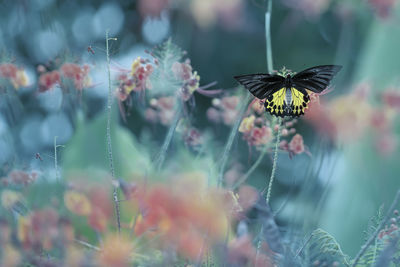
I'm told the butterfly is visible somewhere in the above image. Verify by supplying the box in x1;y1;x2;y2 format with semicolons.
234;65;342;117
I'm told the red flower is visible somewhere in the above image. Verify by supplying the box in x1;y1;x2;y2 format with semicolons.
60;63;91;90
288;134;305;155
0;64;18;79
38;71;61;92
249;126;272;146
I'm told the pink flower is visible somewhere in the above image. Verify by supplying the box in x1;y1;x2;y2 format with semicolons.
369;0;396;18
376;134;397;156
0;64;18;79
221;96;239;110
289;134;305;155
382;90;400;111
250;126;272;146
206;107;221;123
138;0;169;17
38;71;61;92
60;63;91;90
0;64;29;89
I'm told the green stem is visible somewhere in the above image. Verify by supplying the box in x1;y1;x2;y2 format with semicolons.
105;30;121;234
155;100;182;171
217;93;251;187
54;136;59;181
232;144;269;190
266;117;281;204
352;190;400;267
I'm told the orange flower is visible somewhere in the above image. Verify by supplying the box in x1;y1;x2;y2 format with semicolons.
64;190;92;216
132;180;230;259
97;234;134;267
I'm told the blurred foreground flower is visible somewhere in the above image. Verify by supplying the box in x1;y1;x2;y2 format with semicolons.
368;0;396;18
208;96;240;125
60;63;91;90
97;234;134;267
0;63;29;89
64;185;113;232
131;178;232;259
38;63;91;92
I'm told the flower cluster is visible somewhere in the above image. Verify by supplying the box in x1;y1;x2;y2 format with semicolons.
128;178;232;259
172;60;200;101
0;63;29;89
38;63;91;92
64;184;113;232
305;83;399;156
145;96;176;126
236;98;306;156
207;96;240;125
116;57;154;102
0;169;38;187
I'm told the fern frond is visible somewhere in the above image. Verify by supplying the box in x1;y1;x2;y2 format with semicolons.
303;228;350;266
149;39;185;96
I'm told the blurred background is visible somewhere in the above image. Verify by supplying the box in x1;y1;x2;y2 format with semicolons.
0;0;400;261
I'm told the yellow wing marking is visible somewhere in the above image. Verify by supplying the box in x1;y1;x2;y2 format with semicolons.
291;87;309;115
265;88;286;115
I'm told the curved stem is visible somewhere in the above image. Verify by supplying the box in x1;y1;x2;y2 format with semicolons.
232;144;269;190
217;93;251;187
352;190;400;267
266;117;281;204
155;100;182;171
106;30;121;234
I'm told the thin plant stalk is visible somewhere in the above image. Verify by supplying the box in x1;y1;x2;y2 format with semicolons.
105;30;121;234
155;100;182;171
217;93;251;187
54;136;59;181
266;117;281;204
232;143;269;190
352;190;400;267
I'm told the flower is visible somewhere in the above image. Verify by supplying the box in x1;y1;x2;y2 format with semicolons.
172;61;201;101
64;190;92;216
250;126;272;146
239;115;255;133
38;70;61;92
116;57;153;102
138;0;169;17
97;234;134;267
189;0;244;29
288;134;305;155
60;63;91;90
382;90;400;111
132;180;230;259
376;133;397;156
227;235;272;267
0;63;29;89
17;208;59;251
369;0;396;18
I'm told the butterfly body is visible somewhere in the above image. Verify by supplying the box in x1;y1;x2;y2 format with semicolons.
234;65;342;117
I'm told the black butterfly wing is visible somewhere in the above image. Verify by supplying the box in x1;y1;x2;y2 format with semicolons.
234;74;285;99
292;65;342;93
